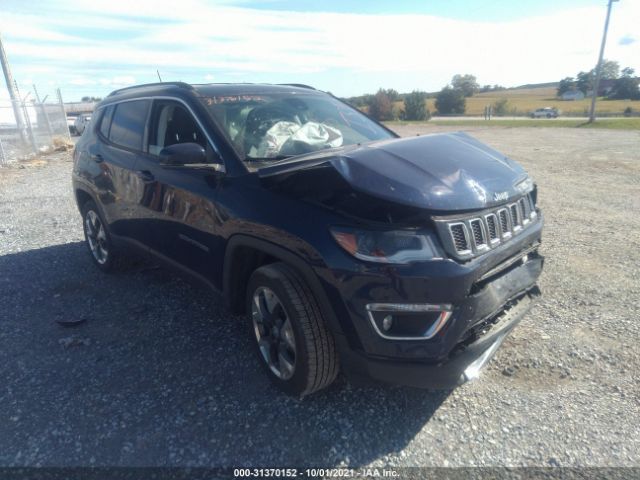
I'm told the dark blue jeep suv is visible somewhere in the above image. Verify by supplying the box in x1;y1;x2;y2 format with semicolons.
72;82;543;396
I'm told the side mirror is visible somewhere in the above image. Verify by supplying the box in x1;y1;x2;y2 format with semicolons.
159;143;206;166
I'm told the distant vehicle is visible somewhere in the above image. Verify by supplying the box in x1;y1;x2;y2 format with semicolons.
67;116;77;135
74;113;92;135
530;107;558;118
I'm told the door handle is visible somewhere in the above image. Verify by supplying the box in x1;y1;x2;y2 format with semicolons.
136;170;155;182
90;153;103;163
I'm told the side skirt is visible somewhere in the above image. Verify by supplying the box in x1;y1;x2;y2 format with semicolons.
110;233;223;297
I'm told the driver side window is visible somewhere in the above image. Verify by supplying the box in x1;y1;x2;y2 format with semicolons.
148;101;218;163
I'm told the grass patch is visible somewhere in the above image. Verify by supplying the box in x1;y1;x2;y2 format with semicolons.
400;118;640;130
440;89;640;116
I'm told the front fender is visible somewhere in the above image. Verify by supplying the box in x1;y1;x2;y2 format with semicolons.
222;234;347;340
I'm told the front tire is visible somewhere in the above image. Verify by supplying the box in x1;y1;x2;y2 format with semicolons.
246;262;339;396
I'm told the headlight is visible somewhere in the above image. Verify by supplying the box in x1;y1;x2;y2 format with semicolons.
330;227;440;264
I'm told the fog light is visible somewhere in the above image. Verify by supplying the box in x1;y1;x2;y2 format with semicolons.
365;303;453;340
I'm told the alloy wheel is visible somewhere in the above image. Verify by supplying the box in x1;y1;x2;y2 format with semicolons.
251;287;297;380
85;210;109;265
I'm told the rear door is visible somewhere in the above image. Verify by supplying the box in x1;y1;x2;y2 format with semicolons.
134;99;226;280
92;99;151;245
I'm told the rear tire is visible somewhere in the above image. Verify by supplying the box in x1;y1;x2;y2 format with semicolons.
81;200;130;273
246;262;339;396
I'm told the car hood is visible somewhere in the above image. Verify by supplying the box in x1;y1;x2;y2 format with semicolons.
258;132;532;212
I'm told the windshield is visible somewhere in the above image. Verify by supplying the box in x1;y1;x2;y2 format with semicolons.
200;92;395;163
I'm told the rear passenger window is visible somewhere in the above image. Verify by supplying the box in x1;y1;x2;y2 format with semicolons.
99;106;114;138
109;100;150;151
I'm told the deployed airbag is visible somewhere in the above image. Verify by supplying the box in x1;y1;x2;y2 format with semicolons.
253;121;343;158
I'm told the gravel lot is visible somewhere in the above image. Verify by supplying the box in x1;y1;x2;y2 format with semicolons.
0;126;639;468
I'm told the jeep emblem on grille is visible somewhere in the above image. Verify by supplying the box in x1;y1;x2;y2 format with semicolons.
494;191;509;202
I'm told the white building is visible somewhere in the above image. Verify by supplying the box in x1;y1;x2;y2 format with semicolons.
561;90;585;101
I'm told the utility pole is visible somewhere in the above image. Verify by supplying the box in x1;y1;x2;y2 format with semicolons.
0;32;28;144
588;0;618;123
56;88;71;141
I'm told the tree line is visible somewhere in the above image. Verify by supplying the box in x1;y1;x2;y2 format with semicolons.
344;58;640;122
344;74;506;120
557;60;639;100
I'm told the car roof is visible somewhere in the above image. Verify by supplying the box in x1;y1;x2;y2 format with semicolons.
194;83;321;96
100;82;324;107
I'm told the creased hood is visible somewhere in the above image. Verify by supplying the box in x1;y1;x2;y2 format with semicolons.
258;132;532;211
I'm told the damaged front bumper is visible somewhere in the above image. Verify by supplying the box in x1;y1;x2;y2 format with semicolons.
329;229;544;389
341;286;540;389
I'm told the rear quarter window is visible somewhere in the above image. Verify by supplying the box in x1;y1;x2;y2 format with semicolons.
108;100;150;151
98;106;114;138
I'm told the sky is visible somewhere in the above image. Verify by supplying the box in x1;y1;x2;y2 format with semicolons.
0;0;639;102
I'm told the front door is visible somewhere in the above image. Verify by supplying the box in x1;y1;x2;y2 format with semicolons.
135;99;226;282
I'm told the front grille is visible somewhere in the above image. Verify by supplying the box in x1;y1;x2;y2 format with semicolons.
519;197;531;224
434;192;538;261
498;208;511;238
485;214;499;243
469;219;487;250
510;204;521;230
449;223;470;253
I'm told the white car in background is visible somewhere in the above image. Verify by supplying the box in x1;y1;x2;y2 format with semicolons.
66;116;77;135
74;113;92;135
530;107;559;118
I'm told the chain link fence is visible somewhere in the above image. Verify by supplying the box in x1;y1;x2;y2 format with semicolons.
0;89;72;165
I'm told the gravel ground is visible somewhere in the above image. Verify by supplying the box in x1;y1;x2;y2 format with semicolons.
0;127;639;468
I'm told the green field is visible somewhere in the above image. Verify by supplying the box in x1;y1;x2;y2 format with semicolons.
395;86;640;117
459;87;640;116
386;118;640;130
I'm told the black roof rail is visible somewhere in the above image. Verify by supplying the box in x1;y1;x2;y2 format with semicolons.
278;83;316;90
108;81;194;97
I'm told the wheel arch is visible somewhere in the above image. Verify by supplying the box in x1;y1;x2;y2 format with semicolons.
223;234;345;338
74;186;96;212
74;187;114;240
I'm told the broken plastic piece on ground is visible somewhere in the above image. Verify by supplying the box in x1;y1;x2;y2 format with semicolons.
56;317;87;327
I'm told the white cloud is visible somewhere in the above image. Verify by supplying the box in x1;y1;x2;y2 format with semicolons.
618;35;636;46
69;77;96;86
104;76;137;86
0;0;638;97
67;75;137;87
